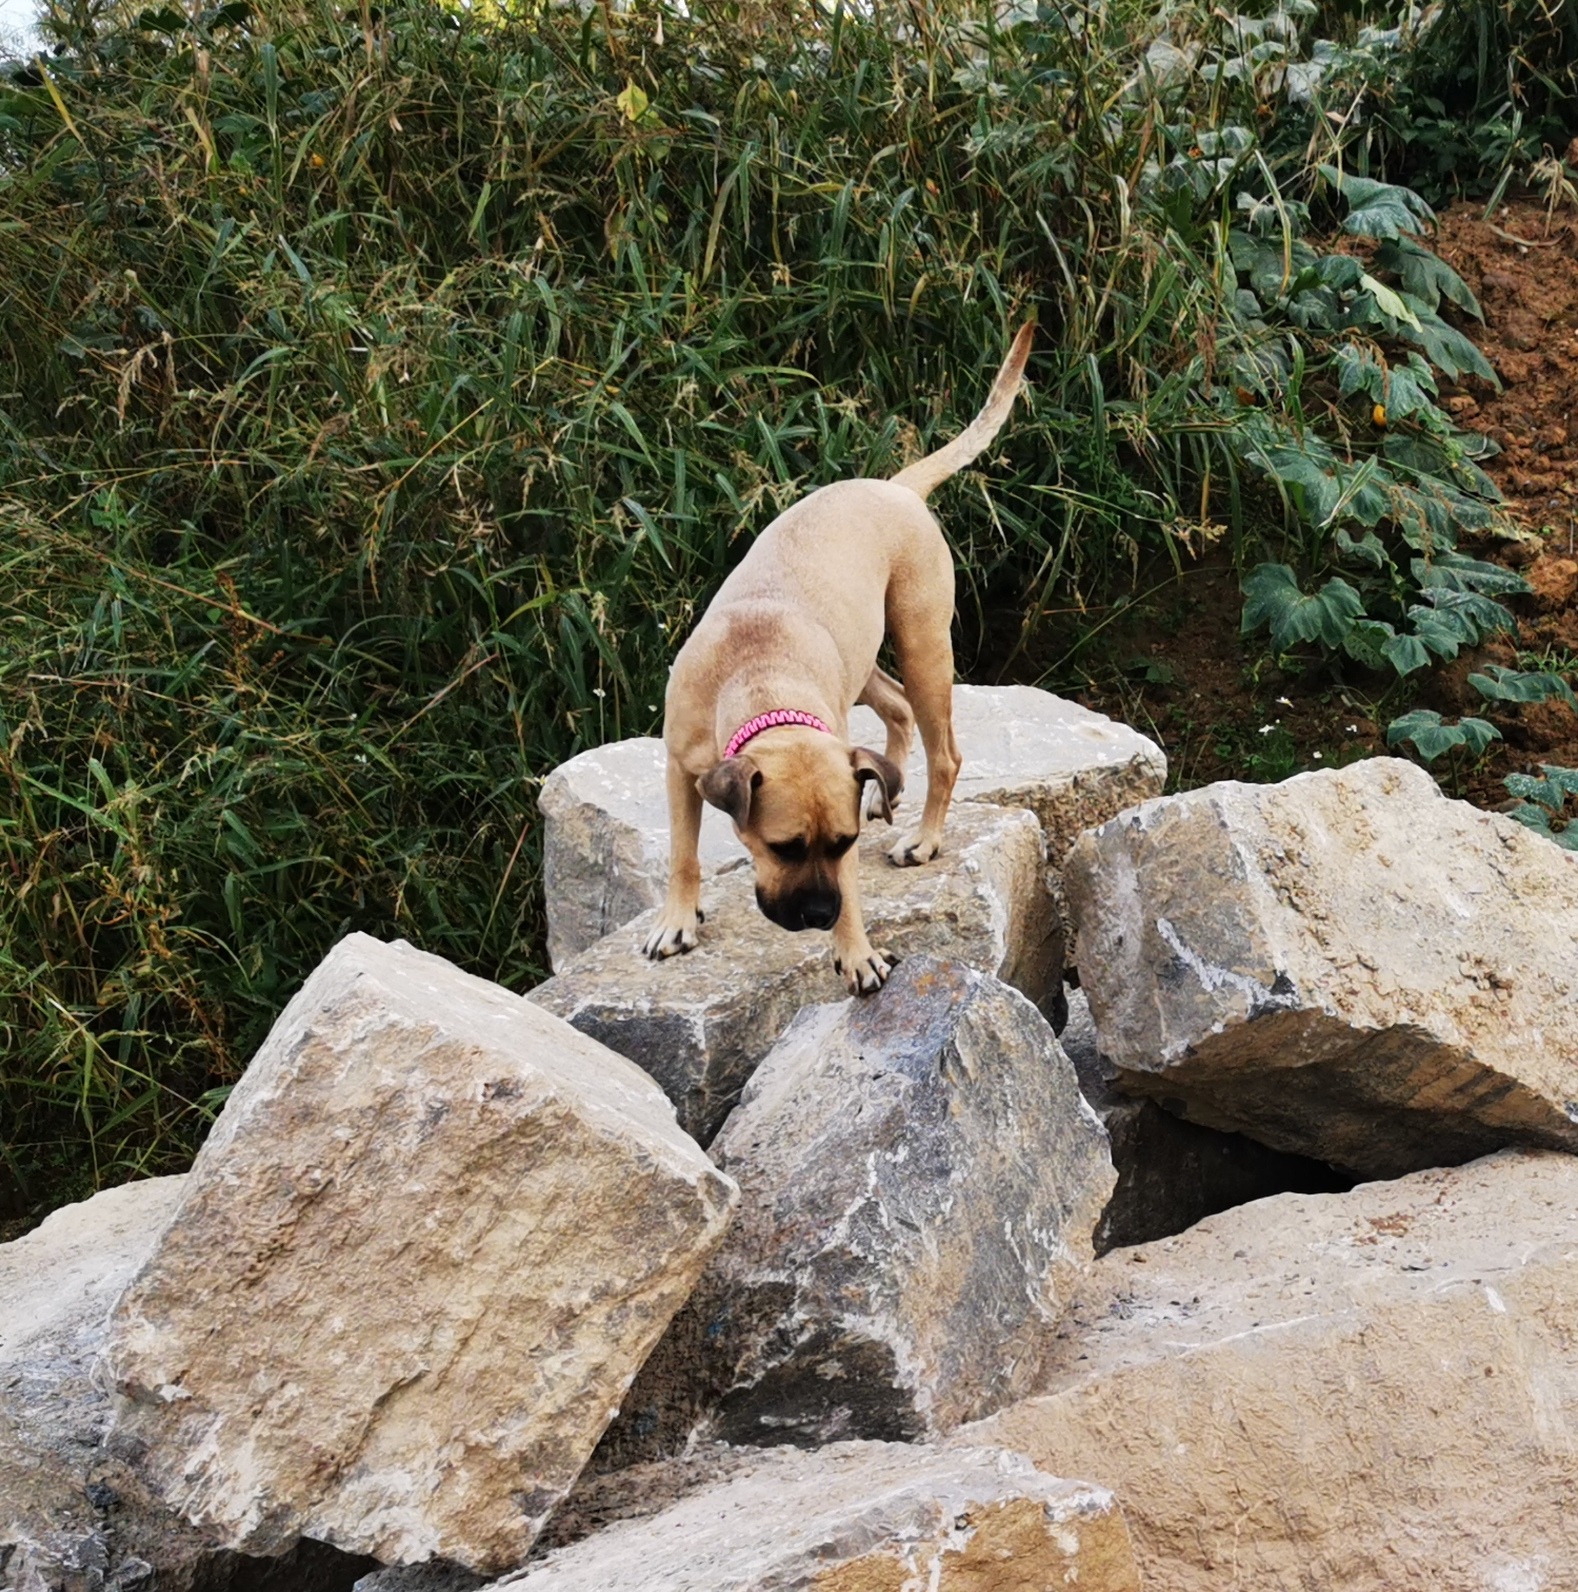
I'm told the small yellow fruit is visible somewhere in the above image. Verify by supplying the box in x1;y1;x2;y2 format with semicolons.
309;153;325;168
1372;402;1387;428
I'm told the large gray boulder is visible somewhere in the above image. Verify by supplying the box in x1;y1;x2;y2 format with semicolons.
594;957;1115;1468
539;685;1164;967
2;1177;195;1592
1069;758;1578;1178
494;1441;1141;1592
0;1179;371;1592
531;801;1059;1143
101;935;738;1577
1059;988;1349;1252
966;1150;1578;1592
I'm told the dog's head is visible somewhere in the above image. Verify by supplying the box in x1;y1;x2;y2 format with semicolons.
699;731;903;933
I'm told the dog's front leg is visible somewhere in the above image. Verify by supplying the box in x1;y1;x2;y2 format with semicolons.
830;846;893;996
642;755;704;959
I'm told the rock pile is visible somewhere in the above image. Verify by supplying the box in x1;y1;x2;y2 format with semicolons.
10;693;1578;1592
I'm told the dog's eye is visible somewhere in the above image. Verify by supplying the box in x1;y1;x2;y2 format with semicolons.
826;835;857;858
767;838;809;862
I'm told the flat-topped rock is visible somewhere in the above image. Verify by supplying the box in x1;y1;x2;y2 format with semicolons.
494;1441;1141;1592
102;935;738;1576
1069;758;1578;1178
965;1150;1578;1592
596;958;1114;1466
539;685;1163;966
530;801;1060;1143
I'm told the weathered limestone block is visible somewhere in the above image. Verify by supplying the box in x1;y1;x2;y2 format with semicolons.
0;1178;372;1592
101;935;739;1577
1069;758;1578;1178
1059;987;1349;1252
494;1442;1141;1592
539;685;1164;967
531;801;1059;1143
966;1150;1578;1592
2;1177;197;1592
595;957;1114;1468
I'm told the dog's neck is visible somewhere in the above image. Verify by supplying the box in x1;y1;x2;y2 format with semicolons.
715;676;842;760
724;709;832;761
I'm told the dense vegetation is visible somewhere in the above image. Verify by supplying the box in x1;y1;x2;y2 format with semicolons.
2;0;1574;1214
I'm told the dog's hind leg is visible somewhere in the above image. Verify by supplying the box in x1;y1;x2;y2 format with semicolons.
855;665;914;775
642;755;704;959
888;595;960;868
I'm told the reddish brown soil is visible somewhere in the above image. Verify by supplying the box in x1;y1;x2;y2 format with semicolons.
1029;197;1578;807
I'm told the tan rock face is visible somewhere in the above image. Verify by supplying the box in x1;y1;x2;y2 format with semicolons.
538;685;1164;968
0;1178;216;1592
101;935;738;1576
531;801;1060;1143
494;1442;1140;1592
597;958;1115;1467
1068;758;1578;1177
965;1150;1578;1592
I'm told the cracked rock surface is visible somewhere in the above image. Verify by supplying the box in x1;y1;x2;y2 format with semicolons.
101;935;738;1577
1068;758;1578;1177
493;1441;1140;1592
531;801;1060;1144
965;1150;1578;1592
592;956;1114;1468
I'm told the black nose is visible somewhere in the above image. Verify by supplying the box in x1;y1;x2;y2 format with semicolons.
756;887;842;932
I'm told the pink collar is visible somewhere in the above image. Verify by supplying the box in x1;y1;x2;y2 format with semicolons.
724;709;832;761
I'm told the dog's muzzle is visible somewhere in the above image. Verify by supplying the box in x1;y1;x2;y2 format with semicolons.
756;886;841;933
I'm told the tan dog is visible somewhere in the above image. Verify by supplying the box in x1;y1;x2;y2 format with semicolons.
642;323;1034;995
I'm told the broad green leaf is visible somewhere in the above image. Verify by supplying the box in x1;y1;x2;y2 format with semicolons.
1374;238;1483;320
1455;717;1502;757
1415;551;1531;596
1402;312;1499;386
1360;273;1422;332
1382;631;1432;675
1342;618;1396;670
1335;527;1389;568
1335;343;1383;401
1468;666;1578;707
1320;165;1434;240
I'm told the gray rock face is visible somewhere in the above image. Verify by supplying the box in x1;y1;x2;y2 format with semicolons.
1068;758;1578;1178
596;957;1115;1467
494;1442;1141;1592
539;685;1164;968
1;1177;200;1592
531;801;1060;1144
1059;989;1350;1252
101;935;738;1577
967;1150;1578;1592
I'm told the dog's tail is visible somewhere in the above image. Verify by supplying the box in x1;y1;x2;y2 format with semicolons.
890;321;1034;501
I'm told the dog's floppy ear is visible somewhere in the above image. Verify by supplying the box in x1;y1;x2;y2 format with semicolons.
698;757;761;828
851;747;903;825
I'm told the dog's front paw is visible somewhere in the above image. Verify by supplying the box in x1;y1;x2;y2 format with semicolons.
833;946;896;996
642;912;700;960
888;831;941;868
